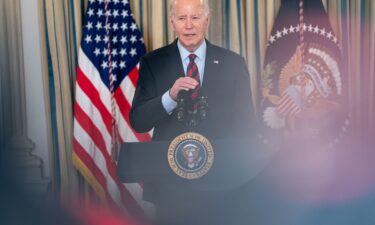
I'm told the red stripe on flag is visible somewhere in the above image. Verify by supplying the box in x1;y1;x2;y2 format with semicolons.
75;103;146;216
73;138;117;206
114;88;151;142
278;99;293;115
127;67;139;87
75;103;109;153
77;67;112;134
290;106;301;116
277;92;298;116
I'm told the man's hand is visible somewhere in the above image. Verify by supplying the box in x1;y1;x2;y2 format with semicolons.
169;77;199;100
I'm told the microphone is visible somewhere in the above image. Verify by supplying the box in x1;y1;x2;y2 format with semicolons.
176;90;188;122
177;90;189;101
175;88;208;126
197;88;208;120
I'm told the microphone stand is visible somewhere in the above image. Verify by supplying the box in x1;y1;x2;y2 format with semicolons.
176;91;208;127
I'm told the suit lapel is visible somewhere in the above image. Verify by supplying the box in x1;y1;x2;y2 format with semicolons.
165;40;220;92
203;41;221;93
166;40;185;81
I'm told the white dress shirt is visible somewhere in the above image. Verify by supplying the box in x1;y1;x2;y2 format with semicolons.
161;40;207;114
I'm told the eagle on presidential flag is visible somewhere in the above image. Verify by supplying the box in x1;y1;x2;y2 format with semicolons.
260;0;350;148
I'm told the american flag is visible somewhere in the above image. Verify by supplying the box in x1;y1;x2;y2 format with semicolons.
73;0;152;215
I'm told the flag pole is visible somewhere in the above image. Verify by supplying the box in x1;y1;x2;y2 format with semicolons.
104;0;120;162
299;0;305;71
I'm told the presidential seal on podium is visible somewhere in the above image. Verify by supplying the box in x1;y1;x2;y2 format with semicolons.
167;132;214;180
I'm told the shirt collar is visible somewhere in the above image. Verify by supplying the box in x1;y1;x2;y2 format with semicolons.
177;40;207;62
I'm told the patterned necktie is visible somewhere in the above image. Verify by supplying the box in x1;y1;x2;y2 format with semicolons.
186;54;201;101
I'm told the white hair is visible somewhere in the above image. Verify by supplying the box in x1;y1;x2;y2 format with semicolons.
169;0;210;16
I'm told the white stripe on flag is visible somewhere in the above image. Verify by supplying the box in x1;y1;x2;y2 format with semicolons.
74;119;124;208
120;75;136;106
115;103;139;142
79;48;112;112
75;84;112;153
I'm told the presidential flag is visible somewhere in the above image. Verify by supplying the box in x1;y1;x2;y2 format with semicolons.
260;0;349;148
73;0;151;215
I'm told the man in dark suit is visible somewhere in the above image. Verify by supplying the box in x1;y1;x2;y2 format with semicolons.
130;0;255;224
130;0;254;141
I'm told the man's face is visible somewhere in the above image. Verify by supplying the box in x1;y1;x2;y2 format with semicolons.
170;0;209;52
